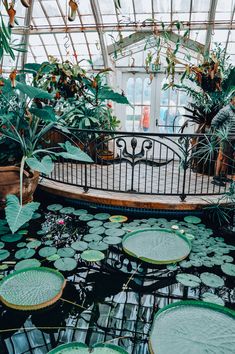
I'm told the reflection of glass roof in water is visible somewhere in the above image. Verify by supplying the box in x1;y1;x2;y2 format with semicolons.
1;0;235;69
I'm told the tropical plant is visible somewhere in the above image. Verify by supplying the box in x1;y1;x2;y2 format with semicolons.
0;70;93;233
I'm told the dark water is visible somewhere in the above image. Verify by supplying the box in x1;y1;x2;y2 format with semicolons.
0;202;234;354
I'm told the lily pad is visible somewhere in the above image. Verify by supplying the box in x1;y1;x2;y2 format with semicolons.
54;258;77;271
103;236;122;245
149;301;235;354
0;249;10;261
184;216;202;224
122;228;191;265
202;292;225;306
94;213;111;221
73;209;88;216
81;250;105;262
47;204;63;211
104;222;121;229
176;273;201;288
47;254;61;261
39;247;57;258
105;229;125;237
57;247;75;258
87;220;103;228
89;226;105;235
200;272;225;288
47;342;128;354
0;242;4;249
17;242;27;248
60;207;75;215
27;240;42;249
15;248;36;260
71;241;88;252
83;234;102;242
32;212;41;220
109;215;128;223
1;234;23;243
15;259;41;271
0;267;66;310
79;214;94;221
221;263;235;277
88;241;109;251
0;226;10;235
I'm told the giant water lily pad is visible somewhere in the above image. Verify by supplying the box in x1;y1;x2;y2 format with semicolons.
0;267;66;310
122;228;191;264
149;301;235;354
47;342;128;354
200;272;225;288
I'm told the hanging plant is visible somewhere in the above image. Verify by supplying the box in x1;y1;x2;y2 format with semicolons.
68;0;78;22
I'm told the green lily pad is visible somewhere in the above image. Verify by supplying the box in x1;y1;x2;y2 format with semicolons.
60;207;75;214
104;222;121;229
79;214;94;221
200;272;225;288
88;241;109;251
81;250;105;262
221;263;235;276
54;257;77;271
73;209;88;216
57;247;75;258
47;342;128;354
47;204;63;211
15;248;36;260
45;240;54;246
202;292;225;306
103;236;122;245
17;242;27;248
94;213;111;220
1;234;23;243
0;264;8;271
18;229;28;235
0;242;4;249
83;234;102;242
0;267;66;310
27;240;42;249
122;228;191;265
39;247;57;258
32;213;41;220
109;215;128;223
87;220;103;228
176;273;201;288
47;254;61;261
0;226;10;235
15;258;41;271
149;301;235;354
71;241;88;252
0;249;10;261
89;226;105;235
184;216;202;224
105;228;125;237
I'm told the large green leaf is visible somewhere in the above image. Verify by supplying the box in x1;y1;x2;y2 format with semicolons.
149;301;235;354
58;141;93;163
122;228;191;264
97;87;130;104
26;156;54;174
29;106;56;122
5;195;40;234
0;267;65;310
15;81;53;100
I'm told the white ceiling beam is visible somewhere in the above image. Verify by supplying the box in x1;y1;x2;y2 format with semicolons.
90;0;110;68
204;0;218;54
20;0;35;68
12;21;235;36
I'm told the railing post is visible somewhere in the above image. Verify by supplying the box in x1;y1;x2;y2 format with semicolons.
83;133;89;193
180;136;190;202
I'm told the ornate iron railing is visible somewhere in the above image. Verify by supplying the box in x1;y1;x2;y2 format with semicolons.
44;129;235;201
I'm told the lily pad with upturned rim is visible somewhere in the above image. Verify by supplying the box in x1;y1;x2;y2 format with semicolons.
47;342;128;354
122;228;191;265
0;267;66;310
149;301;235;354
109;215;128;223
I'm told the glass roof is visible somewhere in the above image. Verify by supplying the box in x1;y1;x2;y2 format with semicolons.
1;0;235;69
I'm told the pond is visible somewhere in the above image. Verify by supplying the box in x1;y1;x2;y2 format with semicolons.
0;201;234;354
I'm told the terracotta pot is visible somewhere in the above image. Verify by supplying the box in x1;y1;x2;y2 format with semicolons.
0;166;40;209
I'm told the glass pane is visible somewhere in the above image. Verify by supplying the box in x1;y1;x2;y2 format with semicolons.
143;78;151;104
126;78;135;104
135;78;143;105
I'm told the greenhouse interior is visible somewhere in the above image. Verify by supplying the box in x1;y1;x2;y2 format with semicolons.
0;0;235;353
